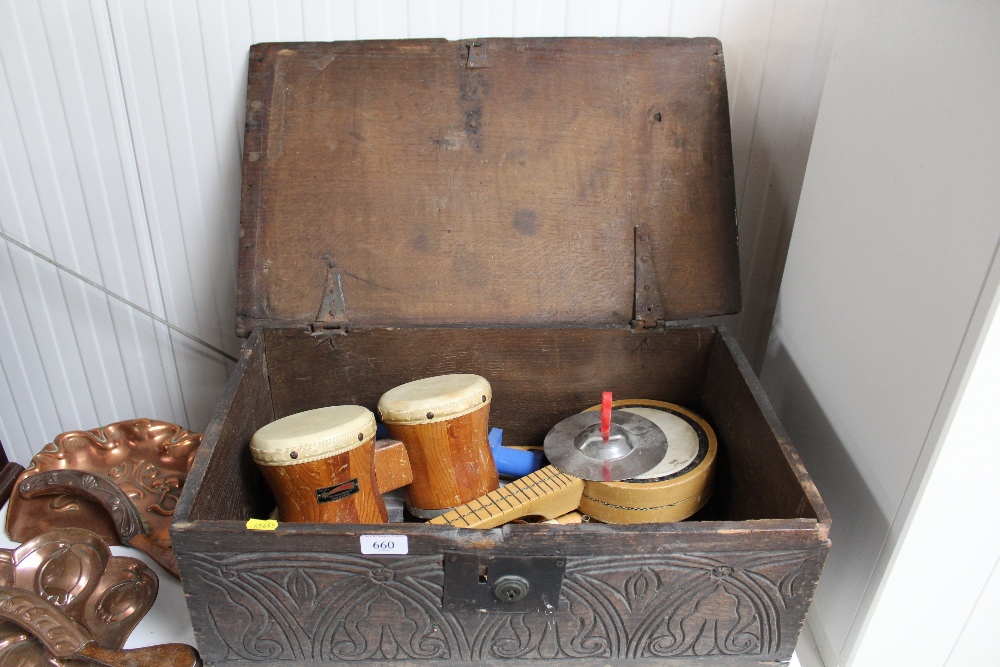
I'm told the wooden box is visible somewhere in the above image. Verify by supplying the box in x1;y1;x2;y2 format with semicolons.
171;38;830;667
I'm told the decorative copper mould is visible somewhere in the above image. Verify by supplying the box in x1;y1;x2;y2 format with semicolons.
0;528;157;666
6;420;201;578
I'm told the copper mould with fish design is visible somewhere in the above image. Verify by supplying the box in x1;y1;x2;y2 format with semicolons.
0;528;160;666
6;420;200;578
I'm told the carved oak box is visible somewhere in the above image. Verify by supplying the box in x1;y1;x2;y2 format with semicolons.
171;38;830;667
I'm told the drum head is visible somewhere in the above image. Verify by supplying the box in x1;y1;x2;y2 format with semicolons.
620;406;706;481
250;405;376;466
378;374;492;425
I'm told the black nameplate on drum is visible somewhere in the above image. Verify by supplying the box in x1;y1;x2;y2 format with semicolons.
316;479;359;504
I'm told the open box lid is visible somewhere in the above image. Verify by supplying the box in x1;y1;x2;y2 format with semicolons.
236;38;739;335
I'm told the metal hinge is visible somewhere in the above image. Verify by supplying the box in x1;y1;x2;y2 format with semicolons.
466;42;489;68
632;317;667;332
311;262;349;335
631;225;667;331
310;320;348;334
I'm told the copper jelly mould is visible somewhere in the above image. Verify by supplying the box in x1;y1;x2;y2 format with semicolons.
6;419;201;554
0;528;157;666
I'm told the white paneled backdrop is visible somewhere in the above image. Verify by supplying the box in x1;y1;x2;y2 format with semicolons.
0;0;840;466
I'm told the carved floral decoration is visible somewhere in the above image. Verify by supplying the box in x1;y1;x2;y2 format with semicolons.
187;550;816;662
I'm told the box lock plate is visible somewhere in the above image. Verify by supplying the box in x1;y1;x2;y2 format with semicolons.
442;552;565;614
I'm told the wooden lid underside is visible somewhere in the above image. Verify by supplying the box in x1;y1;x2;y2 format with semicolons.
237;38;739;332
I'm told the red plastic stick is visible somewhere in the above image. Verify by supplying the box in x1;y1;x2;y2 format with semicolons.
601;391;613;442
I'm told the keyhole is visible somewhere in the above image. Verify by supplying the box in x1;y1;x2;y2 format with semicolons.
493;574;530;603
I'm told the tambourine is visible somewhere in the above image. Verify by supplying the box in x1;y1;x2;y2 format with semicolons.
578;399;716;523
430;399;716;527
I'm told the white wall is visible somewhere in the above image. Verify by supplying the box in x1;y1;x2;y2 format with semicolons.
760;1;1000;665
853;269;1000;665
0;0;840;463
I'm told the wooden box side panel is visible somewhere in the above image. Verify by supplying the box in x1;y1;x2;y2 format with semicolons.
263;327;715;449
701;329;830;525
173;325;831;663
175;524;827;666
174;331;275;524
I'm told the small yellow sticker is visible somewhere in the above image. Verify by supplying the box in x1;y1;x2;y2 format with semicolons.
246;518;278;531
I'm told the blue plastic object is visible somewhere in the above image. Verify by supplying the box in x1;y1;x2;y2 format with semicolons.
488;428;545;479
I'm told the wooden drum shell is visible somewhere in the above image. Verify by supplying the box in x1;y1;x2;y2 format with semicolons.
259;438;388;524
384;403;498;512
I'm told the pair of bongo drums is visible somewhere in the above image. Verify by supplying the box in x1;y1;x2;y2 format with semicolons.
250;374;498;524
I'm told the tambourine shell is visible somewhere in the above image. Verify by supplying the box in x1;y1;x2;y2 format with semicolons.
579;399;717;524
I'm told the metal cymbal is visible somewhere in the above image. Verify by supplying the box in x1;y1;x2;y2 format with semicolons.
543;410;667;482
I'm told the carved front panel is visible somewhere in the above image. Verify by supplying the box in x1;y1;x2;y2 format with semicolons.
184;550;816;664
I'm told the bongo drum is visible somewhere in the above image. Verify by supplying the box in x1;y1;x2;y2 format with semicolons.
251;405;388;523
579;399;717;523
378;374;498;517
